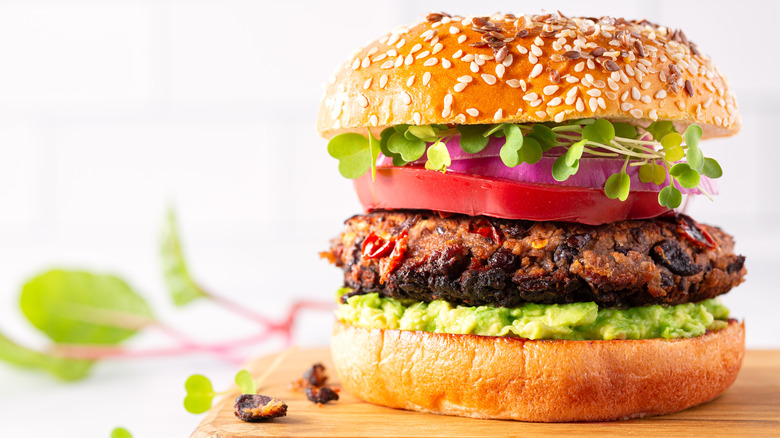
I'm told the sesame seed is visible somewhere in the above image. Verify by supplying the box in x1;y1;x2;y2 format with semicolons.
597;97;606;109
461;54;474;62
352;58;360;70
481;74;497;85
401;91;412;105
530;99;543;108
586;89;601;97
517;45;528;54
566;76;579;83
453;49;463;59
640;95;651;104
535;111;547;118
466;108;480;117
576;98;585;112
453;82;468;92
379;75;388;89
629;108;643;118
407;75;415;86
641;81;651;90
610;71;621;82
387;49;398;57
607;78;619;91
593;80;606;89
587;59;595;70
531;44;543;56
714;116;722;125
588;97;598;112
373;53;387;62
548;97;562;107
478;54;493;61
363;78;372;89
361;57;371;68
442;58;452;68
534;36;544;46
554;111;566;123
457;75;473;83
620;91;628;101
543;85;559;95
530;64;543;78
455;113;466;123
470;62;479;73
502;53;514;67
450;26;460;34
368;47;378;56
410;43;422;54
506;79;521;88
413;112;422;124
424;58;438;67
631;87;640;100
358;93;369;108
458;35;467;44
574;62;585;72
444;93;453;107
474;56;485;66
495;63;506;78
649;109;658;120
605;91;617;101
442;107;452;118
621;102;633;111
703;97;713;108
423;72;432;85
369;114;378;126
394;56;403;67
529;53;538;64
415;50;430;60
404;54;413;65
654;90;667;99
432;43;443;55
565;95;576;105
566;87;578;98
523;92;539;102
380;60;394;69
387;34;399;46
494;108;503;119
396;38;406;48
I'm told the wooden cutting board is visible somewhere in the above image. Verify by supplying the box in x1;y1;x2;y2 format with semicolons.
192;348;780;437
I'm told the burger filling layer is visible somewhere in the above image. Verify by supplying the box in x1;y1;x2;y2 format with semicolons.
335;288;729;340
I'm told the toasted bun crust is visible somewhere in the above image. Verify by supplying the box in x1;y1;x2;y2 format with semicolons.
318;12;739;139
331;319;745;422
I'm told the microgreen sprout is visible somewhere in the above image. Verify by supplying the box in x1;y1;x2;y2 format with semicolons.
184;370;258;414
327;118;719;209
110;427;133;438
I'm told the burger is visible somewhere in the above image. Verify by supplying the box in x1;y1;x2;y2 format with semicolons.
317;11;746;422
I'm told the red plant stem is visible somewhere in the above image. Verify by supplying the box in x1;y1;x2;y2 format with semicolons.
50;299;336;361
206;291;281;329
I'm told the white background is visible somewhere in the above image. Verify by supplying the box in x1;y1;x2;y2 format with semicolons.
0;1;777;437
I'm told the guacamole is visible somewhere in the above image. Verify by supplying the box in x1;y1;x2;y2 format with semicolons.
335;288;730;340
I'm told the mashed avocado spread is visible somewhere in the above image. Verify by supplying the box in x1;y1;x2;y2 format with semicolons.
335;288;729;340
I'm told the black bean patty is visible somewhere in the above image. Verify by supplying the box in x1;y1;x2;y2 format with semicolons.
325;211;746;308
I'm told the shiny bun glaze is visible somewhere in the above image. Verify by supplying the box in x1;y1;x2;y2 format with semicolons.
318;12;740;138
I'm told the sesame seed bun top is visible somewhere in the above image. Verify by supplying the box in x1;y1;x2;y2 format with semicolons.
317;12;740;139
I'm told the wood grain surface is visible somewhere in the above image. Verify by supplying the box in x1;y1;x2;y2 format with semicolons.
192;348;780;438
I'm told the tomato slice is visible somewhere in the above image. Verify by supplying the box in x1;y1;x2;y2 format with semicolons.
353;167;670;225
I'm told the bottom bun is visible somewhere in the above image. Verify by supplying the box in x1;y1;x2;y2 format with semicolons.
331;320;745;422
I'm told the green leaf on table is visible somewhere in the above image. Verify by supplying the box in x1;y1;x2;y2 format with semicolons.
162;209;207;306
457;125;490;153
0;331;93;381
701;157;723;179
387;132;426;161
111;427;133;438
658;185;683;209
670;163;701;189
184;374;216;414
604;172;631;201
582;119;615;144
327;133;372;179
424;141;451;172
20;270;154;345
235;370;256;395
